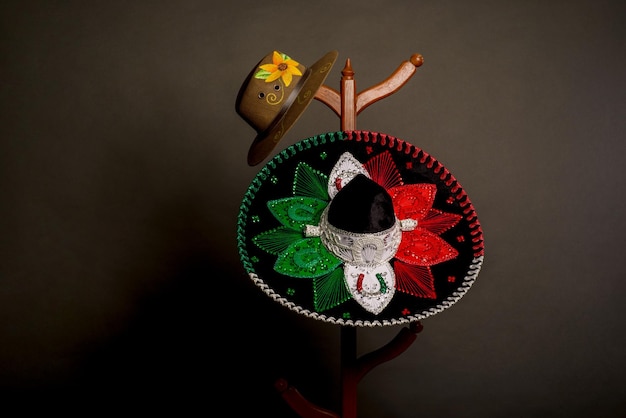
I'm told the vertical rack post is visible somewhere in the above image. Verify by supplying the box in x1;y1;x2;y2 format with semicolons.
340;325;358;418
275;53;425;418
339;57;358;418
340;59;356;131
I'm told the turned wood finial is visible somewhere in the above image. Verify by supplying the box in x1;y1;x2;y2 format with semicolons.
342;58;354;79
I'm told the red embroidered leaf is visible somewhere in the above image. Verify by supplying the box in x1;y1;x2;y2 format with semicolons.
395;229;459;266
388;183;437;220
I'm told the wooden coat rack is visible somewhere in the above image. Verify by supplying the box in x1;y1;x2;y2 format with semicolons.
274;53;426;418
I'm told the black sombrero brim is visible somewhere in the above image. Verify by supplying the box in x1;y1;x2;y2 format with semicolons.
247;50;338;166
238;131;485;327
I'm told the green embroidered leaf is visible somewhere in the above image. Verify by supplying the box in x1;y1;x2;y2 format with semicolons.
293;162;329;200
267;197;327;231
274;238;342;278
254;69;272;80
313;268;351;312
252;227;304;255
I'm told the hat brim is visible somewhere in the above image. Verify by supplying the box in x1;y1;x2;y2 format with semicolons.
247;50;338;166
237;131;485;327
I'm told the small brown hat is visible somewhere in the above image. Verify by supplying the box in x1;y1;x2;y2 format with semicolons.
236;50;338;166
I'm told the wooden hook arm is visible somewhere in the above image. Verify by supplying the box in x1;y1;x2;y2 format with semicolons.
352;321;423;382
275;378;339;418
315;84;341;117
356;53;423;115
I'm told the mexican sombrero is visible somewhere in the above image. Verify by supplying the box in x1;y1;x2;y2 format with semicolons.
237;131;484;327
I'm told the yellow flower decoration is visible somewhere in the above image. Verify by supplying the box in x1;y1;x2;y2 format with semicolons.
255;51;302;87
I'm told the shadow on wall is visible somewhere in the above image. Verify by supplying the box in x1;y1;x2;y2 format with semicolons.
3;196;338;416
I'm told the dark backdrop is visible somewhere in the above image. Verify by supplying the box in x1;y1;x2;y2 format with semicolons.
2;1;625;416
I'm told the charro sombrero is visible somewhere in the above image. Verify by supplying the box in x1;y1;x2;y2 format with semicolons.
236;50;338;166
237;131;484;327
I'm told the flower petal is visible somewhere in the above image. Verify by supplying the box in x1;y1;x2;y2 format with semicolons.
284;58;301;68
287;64;302;76
282;70;293;87
265;70;282;83
395;228;459;266
259;63;278;73
272;51;283;65
274;238;342;278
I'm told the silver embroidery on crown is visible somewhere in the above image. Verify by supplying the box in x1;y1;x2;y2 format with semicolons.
304;224;321;237
400;218;418;231
318;206;402;265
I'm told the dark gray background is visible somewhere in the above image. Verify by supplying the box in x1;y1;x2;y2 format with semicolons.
2;0;625;416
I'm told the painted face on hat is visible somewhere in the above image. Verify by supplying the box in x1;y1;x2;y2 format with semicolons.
256;80;284;106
